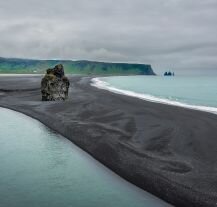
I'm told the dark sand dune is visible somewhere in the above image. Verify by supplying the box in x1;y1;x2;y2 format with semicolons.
0;75;217;207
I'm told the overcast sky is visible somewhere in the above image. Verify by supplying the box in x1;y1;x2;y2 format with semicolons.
0;0;217;74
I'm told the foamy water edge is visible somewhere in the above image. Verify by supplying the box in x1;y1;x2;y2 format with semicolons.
91;77;217;115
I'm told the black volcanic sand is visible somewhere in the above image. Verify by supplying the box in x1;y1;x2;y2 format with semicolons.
0;75;217;207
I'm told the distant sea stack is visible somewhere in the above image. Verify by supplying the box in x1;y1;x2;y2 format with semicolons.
41;64;70;101
164;71;175;76
0;57;156;75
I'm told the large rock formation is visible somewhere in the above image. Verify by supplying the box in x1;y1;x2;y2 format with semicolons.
41;64;70;101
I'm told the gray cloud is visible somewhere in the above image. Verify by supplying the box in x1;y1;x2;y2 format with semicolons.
0;0;217;74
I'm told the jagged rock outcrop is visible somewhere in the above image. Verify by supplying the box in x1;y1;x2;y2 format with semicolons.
41;64;70;101
164;71;175;76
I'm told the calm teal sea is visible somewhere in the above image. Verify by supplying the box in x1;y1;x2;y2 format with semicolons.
0;108;170;207
92;76;217;114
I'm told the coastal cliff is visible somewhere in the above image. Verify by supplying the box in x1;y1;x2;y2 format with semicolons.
0;57;155;75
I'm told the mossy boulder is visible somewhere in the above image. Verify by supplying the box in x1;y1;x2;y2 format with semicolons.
41;64;70;101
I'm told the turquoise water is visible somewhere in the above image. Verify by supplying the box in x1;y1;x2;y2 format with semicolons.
0;108;170;207
92;76;217;114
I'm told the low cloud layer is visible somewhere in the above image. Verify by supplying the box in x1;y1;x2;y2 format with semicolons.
0;0;217;74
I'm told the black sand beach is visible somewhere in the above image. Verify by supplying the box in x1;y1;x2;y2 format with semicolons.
0;75;217;207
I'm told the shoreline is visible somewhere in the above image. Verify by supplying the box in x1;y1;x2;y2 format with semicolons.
0;75;217;206
91;77;217;115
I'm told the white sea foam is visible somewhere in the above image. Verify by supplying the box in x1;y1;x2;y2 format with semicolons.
91;77;217;115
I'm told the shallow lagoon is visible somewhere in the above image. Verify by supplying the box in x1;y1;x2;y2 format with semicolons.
0;108;170;207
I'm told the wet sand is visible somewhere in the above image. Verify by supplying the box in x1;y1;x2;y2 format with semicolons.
0;75;217;207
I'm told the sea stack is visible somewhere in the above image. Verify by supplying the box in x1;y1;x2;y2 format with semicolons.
41;64;70;101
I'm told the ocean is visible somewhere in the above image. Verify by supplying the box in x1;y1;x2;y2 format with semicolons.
92;76;217;114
